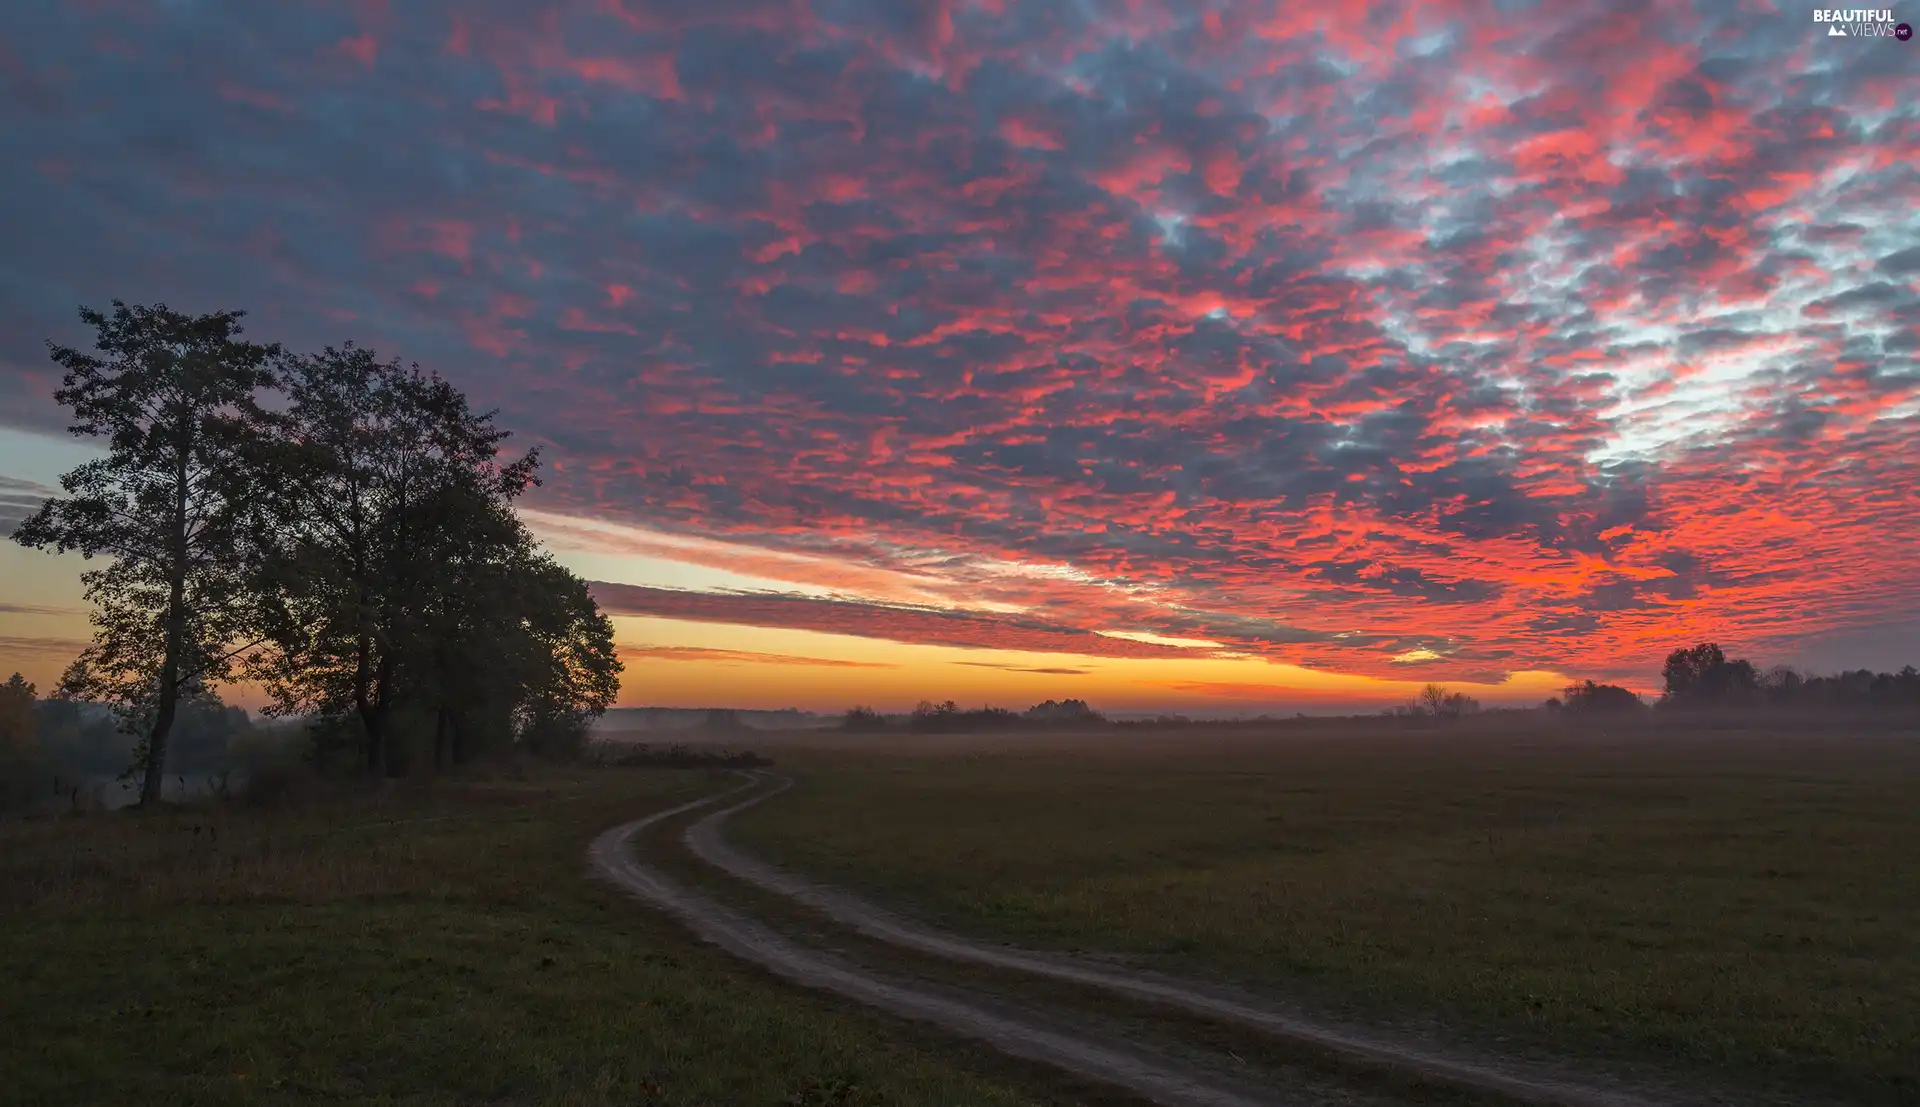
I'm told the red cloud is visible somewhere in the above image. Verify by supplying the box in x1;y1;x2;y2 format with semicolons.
618;646;896;668
591;584;1202;660
6;0;1918;693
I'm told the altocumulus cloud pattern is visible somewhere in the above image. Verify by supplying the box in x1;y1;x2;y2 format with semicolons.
1;0;1916;686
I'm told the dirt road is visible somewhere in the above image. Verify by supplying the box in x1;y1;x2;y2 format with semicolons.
593;774;1732;1107
590;778;1309;1107
677;774;1706;1107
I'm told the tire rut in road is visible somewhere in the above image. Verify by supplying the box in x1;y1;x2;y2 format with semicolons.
591;778;1318;1107
688;774;1708;1107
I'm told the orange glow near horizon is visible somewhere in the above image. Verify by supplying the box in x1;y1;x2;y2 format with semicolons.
608;614;1577;713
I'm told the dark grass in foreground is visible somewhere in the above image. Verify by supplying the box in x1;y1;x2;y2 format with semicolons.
0;767;1089;1107
730;725;1920;1105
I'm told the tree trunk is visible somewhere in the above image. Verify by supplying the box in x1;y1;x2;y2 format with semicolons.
138;645;181;806
375;652;401;778
140;422;194;808
354;630;379;776
432;644;451;772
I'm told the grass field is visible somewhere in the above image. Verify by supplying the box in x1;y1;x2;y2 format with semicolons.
729;725;1920;1105
0;766;1102;1107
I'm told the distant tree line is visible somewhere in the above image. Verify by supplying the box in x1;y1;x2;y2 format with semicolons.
1;672;302;812
1387;683;1481;721
10;302;622;805
1546;643;1920;717
597;743;773;769
842;698;1108;733
836;641;1920;738
1658;642;1920;711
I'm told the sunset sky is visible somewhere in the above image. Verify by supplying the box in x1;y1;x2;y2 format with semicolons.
2;0;1917;714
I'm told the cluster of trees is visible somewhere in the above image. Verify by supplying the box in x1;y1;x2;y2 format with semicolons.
841;698;1108;733
1025;698;1106;723
832;642;1920;737
1;672;299;811
908;700;1022;733
1546;679;1647;717
1544;643;1920;717
1659;643;1920;711
840;706;889;732
10;302;622;805
1386;683;1482;721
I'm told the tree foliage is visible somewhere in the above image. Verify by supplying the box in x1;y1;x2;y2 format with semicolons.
846;698;1112;733
1660;643;1760;708
242;343;619;773
10;303;278;804
1755;663;1920;710
1413;683;1480;720
508;551;622;759
908;700;1020;732
1657;643;1919;711
11;307;624;792
1559;680;1644;716
1026;698;1105;723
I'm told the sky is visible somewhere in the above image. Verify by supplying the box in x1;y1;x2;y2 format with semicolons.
1;0;1917;715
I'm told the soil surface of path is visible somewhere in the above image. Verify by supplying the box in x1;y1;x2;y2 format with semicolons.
681;774;1722;1107
592;778;1318;1107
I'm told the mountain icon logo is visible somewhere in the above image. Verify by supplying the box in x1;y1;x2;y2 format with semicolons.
1828;23;1848;34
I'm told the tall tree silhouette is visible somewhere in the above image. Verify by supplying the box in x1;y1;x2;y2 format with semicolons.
246;345;540;775
11;303;277;805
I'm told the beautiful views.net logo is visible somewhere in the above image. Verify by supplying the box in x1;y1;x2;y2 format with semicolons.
1811;8;1908;36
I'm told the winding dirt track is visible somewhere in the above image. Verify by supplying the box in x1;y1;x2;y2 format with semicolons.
594;774;1708;1107
590;778;1297;1107
678;774;1699;1107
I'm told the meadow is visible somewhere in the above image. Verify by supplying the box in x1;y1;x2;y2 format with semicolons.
0;765;1103;1107
7;722;1917;1107
727;723;1920;1105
